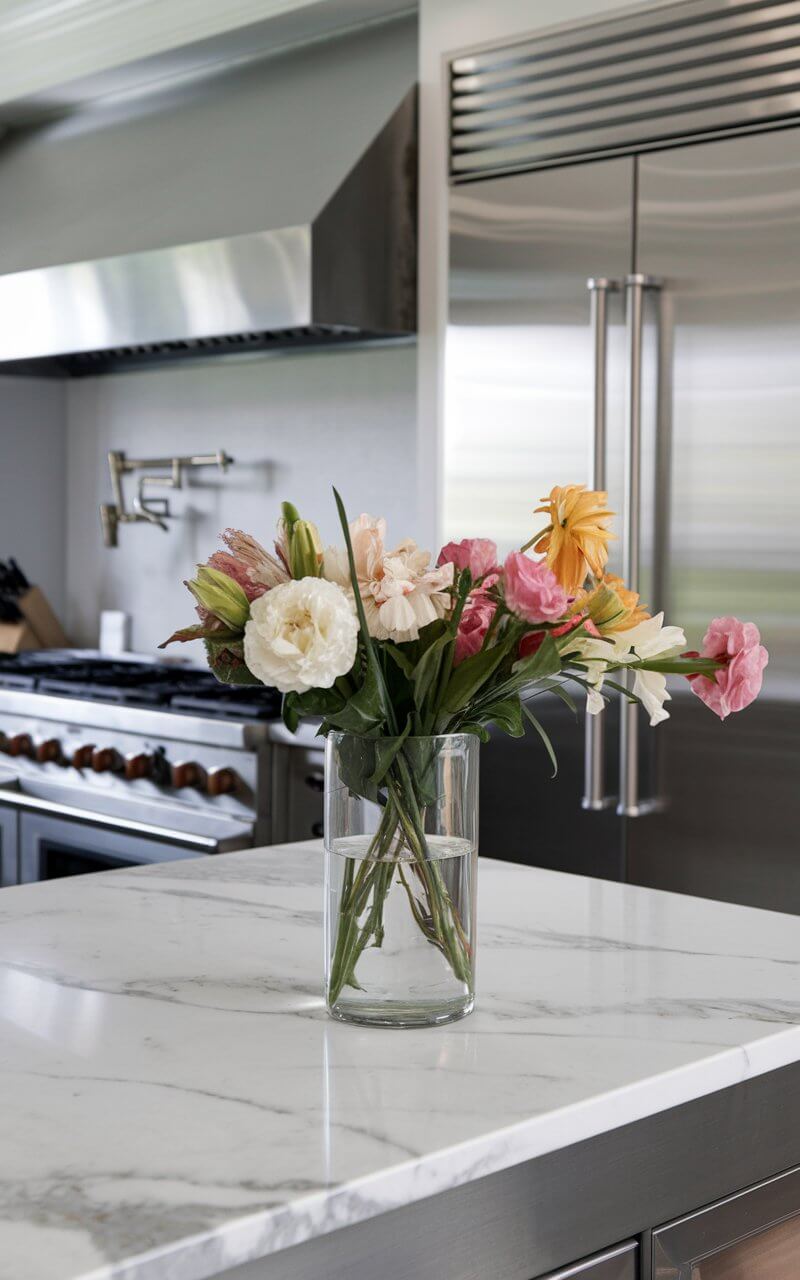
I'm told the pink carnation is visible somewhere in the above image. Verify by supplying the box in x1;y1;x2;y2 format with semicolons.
437;538;499;581
454;598;496;666
689;616;768;719
503;551;568;624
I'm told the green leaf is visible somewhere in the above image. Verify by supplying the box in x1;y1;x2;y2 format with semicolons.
441;636;513;716
325;663;385;735
158;622;241;649
411;633;452;728
384;643;416;679
522;703;558;778
511;633;562;685
545;682;578;716
629;656;722;676
282;686;346;733
472;695;524;737
203;638;262;686
369;721;412;787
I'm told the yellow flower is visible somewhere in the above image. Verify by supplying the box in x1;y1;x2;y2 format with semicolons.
571;573;649;634
531;485;615;594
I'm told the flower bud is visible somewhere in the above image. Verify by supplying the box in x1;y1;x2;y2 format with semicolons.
187;565;250;630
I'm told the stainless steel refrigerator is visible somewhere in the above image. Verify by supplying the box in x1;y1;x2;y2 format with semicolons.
447;127;800;912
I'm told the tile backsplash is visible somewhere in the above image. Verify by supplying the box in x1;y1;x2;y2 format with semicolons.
66;343;417;656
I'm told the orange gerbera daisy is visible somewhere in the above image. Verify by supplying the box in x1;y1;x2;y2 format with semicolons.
570;573;650;634
529;485;615;594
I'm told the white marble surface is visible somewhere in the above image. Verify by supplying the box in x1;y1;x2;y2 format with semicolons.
2;844;800;1280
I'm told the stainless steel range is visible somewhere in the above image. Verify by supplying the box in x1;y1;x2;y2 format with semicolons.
0;652;324;885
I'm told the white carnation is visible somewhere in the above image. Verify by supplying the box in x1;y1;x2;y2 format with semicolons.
244;578;358;695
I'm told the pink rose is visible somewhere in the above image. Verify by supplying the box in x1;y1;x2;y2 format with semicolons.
438;538;499;581
689;616;768;719
504;551;568;623
454;599;496;666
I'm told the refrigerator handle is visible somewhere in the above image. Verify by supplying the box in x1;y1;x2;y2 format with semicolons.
583;277;619;812
618;272;662;818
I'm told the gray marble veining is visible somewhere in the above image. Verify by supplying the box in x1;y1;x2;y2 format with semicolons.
2;842;800;1280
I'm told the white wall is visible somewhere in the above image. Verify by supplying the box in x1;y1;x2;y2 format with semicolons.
66;344;417;654
0;375;67;616
416;0;657;552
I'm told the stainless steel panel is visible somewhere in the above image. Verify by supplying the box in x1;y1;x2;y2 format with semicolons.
654;1164;800;1279
627;128;800;907
537;1240;637;1280
636;129;800;688
0;228;313;362
0;89;417;372
447;160;634;872
447;159;633;551
449;0;800;179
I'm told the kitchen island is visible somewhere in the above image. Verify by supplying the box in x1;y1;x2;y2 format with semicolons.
2;843;800;1280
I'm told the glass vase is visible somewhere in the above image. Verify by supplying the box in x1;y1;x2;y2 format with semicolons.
324;732;478;1028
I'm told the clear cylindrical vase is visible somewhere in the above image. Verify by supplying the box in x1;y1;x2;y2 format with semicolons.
324;732;479;1028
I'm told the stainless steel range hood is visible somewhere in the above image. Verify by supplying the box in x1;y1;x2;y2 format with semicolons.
0;90;416;377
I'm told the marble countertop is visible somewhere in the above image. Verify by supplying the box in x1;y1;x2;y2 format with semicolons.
3;844;800;1280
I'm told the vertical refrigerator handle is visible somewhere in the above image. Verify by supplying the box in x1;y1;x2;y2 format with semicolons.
583;277;618;811
618;272;662;819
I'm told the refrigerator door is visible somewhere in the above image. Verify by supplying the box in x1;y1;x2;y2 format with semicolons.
627;128;800;911
447;160;634;875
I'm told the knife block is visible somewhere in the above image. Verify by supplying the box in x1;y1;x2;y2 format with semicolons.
0;587;68;653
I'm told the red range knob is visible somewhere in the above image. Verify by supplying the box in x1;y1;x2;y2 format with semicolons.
206;767;238;797
171;761;203;789
124;753;153;781
5;733;33;758
91;747;121;773
72;744;96;770
35;739;62;764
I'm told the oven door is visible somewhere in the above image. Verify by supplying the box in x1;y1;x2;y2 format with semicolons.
19;810;209;882
21;808;212;880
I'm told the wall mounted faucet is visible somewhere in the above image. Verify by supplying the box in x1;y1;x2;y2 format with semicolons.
100;450;233;547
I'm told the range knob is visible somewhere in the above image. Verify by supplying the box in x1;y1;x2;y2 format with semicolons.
91;747;121;774
35;738;62;764
171;761;203;790
5;733;33;758
71;744;96;770
206;766;238;797
124;753;153;782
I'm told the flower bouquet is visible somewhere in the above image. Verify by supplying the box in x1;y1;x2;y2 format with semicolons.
163;486;767;1026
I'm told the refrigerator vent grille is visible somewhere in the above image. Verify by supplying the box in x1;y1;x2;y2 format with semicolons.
449;0;800;180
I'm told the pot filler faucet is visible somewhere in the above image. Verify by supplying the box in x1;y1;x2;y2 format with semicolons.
100;450;233;547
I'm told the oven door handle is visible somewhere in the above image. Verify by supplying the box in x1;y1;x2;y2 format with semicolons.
0;789;251;853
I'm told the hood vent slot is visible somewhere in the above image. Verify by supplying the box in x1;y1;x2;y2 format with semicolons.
450;0;800;180
6;326;383;378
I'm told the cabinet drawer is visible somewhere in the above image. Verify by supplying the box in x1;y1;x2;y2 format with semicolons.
654;1163;800;1278
537;1240;637;1280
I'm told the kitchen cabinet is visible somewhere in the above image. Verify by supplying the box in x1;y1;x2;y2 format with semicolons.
537;1241;637;1280
653;1165;800;1279
0;804;17;885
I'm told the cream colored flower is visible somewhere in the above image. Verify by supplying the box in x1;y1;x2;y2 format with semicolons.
244;577;357;694
324;514;454;643
564;613;686;725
